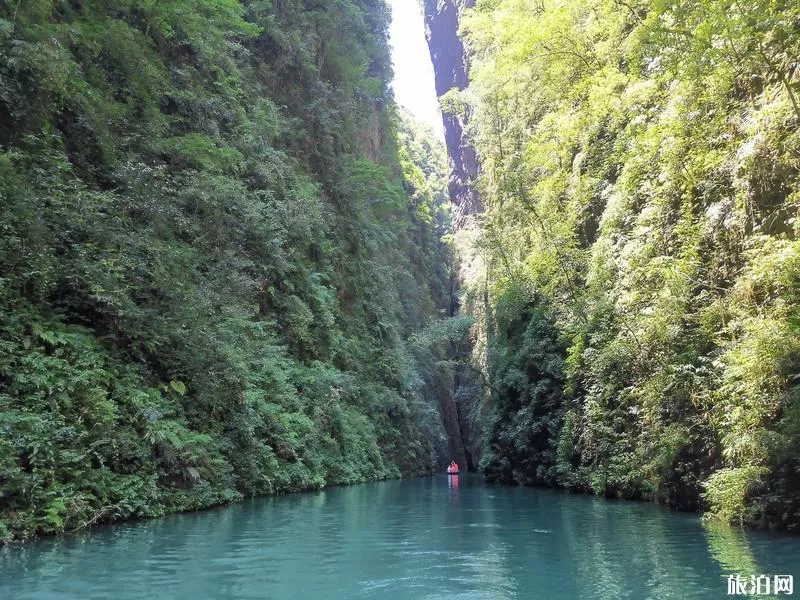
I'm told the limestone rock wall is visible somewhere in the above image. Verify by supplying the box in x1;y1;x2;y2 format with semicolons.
423;0;481;227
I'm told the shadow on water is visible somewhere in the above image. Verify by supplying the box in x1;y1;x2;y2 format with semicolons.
1;475;798;599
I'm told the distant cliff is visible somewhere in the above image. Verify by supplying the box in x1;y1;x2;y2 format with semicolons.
423;0;484;472
423;0;480;227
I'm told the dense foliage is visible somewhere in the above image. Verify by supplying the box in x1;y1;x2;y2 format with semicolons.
0;0;452;542
458;0;800;528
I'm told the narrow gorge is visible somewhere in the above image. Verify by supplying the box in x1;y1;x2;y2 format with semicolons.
425;0;800;531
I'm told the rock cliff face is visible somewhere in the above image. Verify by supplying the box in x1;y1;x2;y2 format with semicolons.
425;0;483;471
423;0;480;228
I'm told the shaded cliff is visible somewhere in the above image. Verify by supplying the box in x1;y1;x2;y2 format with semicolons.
0;0;452;542
423;0;484;472
423;0;480;227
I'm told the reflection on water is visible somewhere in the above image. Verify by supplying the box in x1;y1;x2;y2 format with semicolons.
448;474;460;505
705;520;760;577
704;520;785;600
1;475;798;599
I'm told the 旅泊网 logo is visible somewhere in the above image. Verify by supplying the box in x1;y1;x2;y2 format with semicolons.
727;574;793;596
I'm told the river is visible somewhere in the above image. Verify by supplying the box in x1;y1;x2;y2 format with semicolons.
1;474;798;599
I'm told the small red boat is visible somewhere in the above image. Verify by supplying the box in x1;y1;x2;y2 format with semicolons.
446;461;459;474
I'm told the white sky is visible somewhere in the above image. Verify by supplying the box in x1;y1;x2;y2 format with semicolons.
388;0;444;140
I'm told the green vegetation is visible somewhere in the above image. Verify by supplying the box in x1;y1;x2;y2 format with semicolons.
0;0;453;542
458;0;800;529
4;0;798;542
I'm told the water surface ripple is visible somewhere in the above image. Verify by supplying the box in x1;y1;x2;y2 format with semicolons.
1;475;799;599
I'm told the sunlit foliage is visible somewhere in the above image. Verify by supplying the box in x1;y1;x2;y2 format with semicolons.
462;0;800;528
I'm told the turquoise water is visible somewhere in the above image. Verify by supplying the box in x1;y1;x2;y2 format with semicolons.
1;475;798;599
